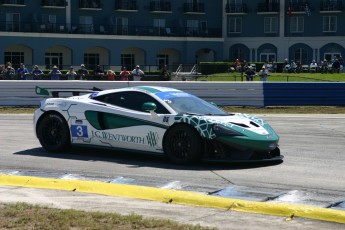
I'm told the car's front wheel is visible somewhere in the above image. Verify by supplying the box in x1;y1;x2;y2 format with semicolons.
37;113;70;152
163;124;203;165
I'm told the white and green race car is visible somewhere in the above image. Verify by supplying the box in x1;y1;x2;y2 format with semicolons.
34;86;282;164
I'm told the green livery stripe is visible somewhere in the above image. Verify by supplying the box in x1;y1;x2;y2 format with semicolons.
85;111;168;130
135;86;162;94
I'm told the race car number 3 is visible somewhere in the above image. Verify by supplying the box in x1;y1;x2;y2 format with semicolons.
71;125;88;138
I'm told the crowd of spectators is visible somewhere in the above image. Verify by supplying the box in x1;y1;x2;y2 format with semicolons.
0;63;173;81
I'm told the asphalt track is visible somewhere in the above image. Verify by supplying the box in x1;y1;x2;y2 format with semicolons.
0;114;345;229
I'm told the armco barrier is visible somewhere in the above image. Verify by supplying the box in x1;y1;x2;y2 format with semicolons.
0;81;264;107
1;81;345;107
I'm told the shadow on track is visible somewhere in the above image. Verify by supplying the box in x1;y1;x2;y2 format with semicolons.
14;146;283;171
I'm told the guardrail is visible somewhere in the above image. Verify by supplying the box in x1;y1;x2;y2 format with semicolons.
0;81;345;107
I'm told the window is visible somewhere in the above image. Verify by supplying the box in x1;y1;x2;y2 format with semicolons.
6;13;20;32
323;16;337;32
84;53;99;70
45;53;63;69
264;17;278;33
157;54;169;68
228;17;242;33
95;92;170;114
186;19;199;35
294;48;307;65
42;14;56;24
153;18;166;35
153;18;165;28
4;52;24;68
290;16;304;33
324;53;341;62
231;48;245;61
79;16;94;33
260;53;276;62
121;54;135;70
116;17;128;35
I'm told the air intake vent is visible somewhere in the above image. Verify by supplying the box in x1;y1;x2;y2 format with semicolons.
230;122;249;128
250;121;260;127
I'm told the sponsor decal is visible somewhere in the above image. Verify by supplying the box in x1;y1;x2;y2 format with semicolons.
92;130;160;147
146;131;159;147
162;116;169;123
92;131;145;145
71;125;88;138
90;92;99;98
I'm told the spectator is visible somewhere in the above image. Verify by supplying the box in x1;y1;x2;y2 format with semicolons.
332;58;341;73
244;66;256;81
4;62;15;80
107;70;115;81
120;67;130;81
270;59;277;72
66;66;77;80
234;59;241;72
49;65;62;80
338;56;344;72
259;66;269;82
0;65;5;80
31;65;44;80
17;63;30;80
309;60;318;73
160;65;170;80
77;64;89;80
132;65;144;81
290;60;297;73
94;65;104;80
320;59;328;74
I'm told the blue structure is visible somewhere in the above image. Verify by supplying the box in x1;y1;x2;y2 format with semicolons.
0;0;345;71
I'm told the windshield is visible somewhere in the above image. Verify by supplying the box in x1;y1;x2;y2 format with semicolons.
155;91;228;116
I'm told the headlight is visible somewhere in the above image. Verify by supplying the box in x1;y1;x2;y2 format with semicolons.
213;124;245;136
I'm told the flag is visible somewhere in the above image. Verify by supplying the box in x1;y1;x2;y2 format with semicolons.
305;3;311;16
287;5;292;17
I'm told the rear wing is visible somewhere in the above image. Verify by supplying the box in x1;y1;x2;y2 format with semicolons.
35;86;102;98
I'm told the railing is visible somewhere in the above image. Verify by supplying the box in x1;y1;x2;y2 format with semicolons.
1;0;25;5
149;0;171;12
257;3;279;13
320;0;342;11
115;0;137;10
0;21;222;38
79;0;102;9
225;3;247;13
183;3;205;13
290;3;309;12
41;0;65;7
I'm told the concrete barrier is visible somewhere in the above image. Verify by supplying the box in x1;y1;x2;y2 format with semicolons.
0;81;264;107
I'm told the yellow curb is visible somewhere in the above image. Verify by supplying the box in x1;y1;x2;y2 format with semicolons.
1;174;344;224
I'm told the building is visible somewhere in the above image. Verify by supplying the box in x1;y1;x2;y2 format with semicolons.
0;0;344;71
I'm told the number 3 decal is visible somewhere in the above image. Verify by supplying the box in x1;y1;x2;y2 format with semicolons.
71;125;88;138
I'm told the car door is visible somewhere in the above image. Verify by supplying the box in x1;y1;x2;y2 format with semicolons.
87;91;171;152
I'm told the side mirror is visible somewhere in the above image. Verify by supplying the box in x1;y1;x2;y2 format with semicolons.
142;102;157;112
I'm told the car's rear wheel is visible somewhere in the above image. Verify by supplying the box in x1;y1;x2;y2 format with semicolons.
163;124;203;165
37;113;70;152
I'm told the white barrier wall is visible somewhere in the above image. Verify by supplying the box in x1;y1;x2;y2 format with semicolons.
0;81;265;107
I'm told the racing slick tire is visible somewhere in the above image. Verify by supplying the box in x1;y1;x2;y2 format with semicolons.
163;124;203;165
37;113;71;152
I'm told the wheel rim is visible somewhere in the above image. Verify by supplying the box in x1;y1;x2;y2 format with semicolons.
42;119;63;146
169;130;191;159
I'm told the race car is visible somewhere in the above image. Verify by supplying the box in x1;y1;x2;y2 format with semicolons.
34;85;283;164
